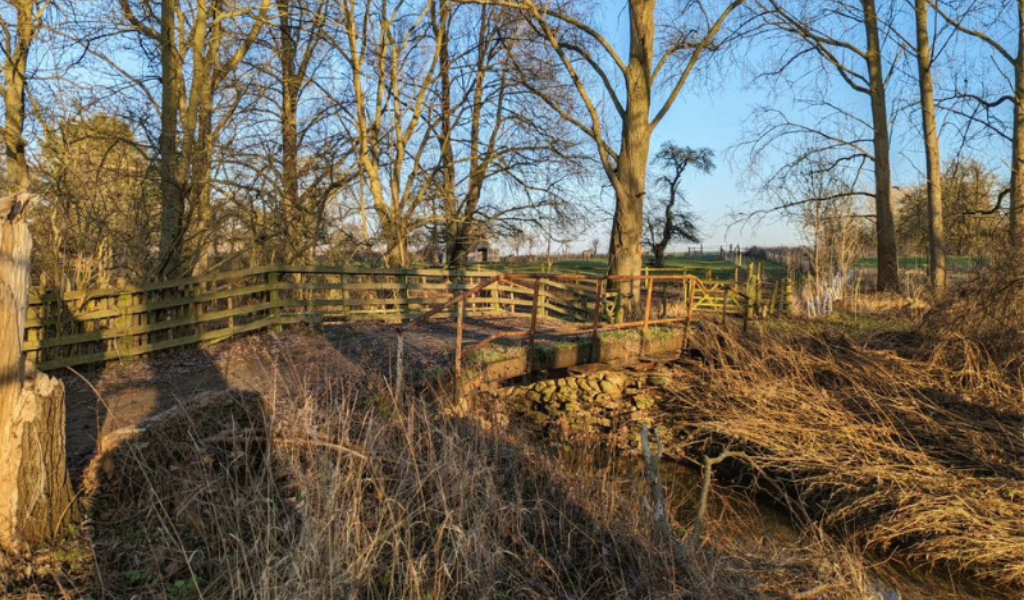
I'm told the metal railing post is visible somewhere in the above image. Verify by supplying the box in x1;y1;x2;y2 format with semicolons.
640;275;654;358
454;297;465;405
682;279;696;352
527;277;541;358
589;278;605;362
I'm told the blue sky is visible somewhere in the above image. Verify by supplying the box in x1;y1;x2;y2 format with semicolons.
651;85;800;247
568;0;1016;253
571;3;811;250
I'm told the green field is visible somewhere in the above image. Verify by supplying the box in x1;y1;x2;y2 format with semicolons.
853;256;985;271
490;254;790;281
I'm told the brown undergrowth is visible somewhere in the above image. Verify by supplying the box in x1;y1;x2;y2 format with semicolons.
921;263;1024;382
76;380;681;599
5;271;1021;598
9;349;900;599
661;312;1023;590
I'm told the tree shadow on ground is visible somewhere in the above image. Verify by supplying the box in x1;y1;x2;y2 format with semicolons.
79;352;683;600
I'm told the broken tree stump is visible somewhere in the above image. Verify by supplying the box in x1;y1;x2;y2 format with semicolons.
0;193;74;556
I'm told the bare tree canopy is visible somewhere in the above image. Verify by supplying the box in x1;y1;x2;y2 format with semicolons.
645;142;712;267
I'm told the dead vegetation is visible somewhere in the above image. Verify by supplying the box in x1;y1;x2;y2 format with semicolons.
921;263;1024;382
8;348;921;599
4;270;1022;599
661;309;1023;590
71;374;687;599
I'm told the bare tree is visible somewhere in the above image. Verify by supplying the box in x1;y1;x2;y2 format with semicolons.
915;0;946;289
897;157;1003;257
433;1;583;267
119;0;272;277
270;0;350;262
466;0;748;307
329;0;445;266
36;113;161;282
750;0;900;291
212;0;355;267
779;155;869;314
933;0;1024;252
645;143;711;267
2;0;47;194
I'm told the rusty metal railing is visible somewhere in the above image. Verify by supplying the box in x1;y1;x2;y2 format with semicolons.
391;273;754;400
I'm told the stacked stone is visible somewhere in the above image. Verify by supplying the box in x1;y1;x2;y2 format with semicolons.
495;371;674;443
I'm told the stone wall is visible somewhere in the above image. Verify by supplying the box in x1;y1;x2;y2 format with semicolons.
491;370;675;447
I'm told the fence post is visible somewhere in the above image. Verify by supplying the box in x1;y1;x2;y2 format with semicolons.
268;269;284;332
640;275;654;358
538;278;547;318
660;277;668;318
195;280;207;338
754;265;763;314
398;270;410;320
722;288;730;326
117;287;133;357
395;330;405;401
589;278;605;363
489;275;499;313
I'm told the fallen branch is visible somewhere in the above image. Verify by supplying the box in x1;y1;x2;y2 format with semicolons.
690;449;757;551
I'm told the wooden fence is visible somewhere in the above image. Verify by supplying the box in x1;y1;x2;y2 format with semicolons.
25;265;790;371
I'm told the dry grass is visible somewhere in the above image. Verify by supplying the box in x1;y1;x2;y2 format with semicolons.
5;271;1021;598
921;262;1024;382
78;378;682;600
661;317;1023;590
1;352;906;599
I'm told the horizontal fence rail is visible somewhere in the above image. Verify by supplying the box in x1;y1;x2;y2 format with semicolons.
25;264;790;371
394;271;791;401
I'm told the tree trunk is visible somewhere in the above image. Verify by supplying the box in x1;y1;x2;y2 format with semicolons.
862;0;899;292
279;0;304;262
607;0;655;312
434;0;463;269
3;1;32;195
608;141;650;301
652;242;667;268
446;223;469;268
381;214;408;267
1010;0;1024;250
0;194;73;556
915;0;946;290
156;0;186;279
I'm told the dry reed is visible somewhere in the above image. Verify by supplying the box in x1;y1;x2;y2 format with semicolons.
661;320;1023;589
